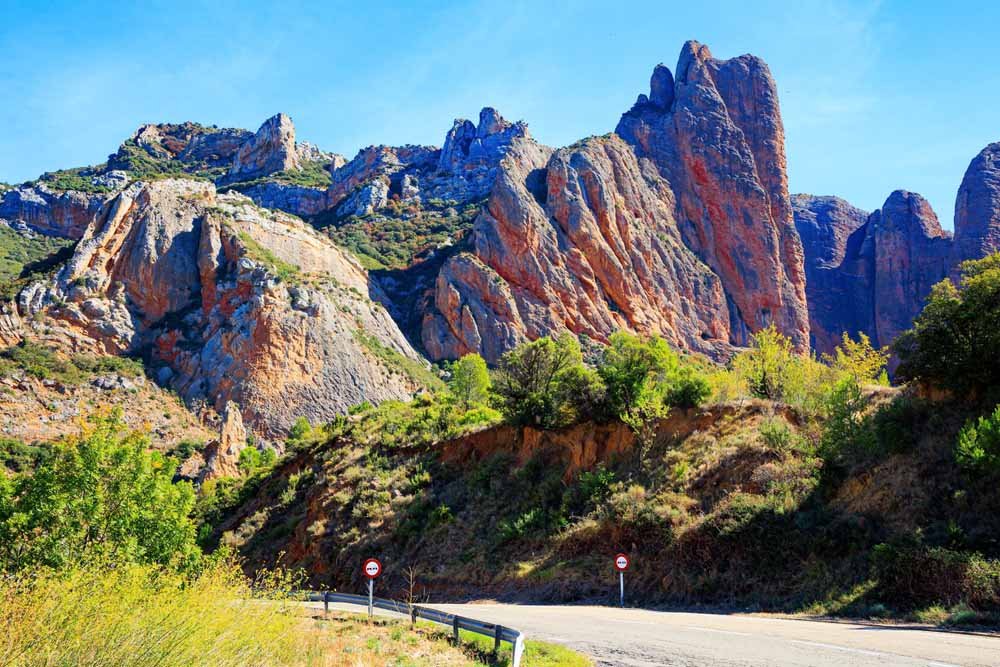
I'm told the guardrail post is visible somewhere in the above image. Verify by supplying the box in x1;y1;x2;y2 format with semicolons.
323;591;329;615
452;615;459;644
410;605;417;627
493;624;502;655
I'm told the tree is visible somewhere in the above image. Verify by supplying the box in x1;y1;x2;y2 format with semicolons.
733;325;796;401
956;404;1000;475
895;253;1000;399
448;354;491;407
0;409;199;572
598;333;678;416
491;334;588;428
824;332;889;385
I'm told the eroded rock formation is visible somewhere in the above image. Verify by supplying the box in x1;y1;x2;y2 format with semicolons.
14;179;427;436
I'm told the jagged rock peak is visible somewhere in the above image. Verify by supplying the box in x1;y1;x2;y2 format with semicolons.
616;40;809;350
437;107;528;173
954;141;1000;260
228;113;300;182
878;190;950;240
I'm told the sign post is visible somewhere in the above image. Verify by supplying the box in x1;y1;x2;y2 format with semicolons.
614;553;630;608
362;558;382;619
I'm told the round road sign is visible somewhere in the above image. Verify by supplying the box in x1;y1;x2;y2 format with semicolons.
614;553;630;571
363;558;382;579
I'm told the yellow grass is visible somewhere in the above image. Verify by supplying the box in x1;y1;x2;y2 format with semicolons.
0;560;481;667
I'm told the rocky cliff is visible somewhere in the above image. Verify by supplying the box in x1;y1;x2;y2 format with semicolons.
617;41;810;350
420;40;809;362
11;179;429;437
421;133;731;362
796;139;1000;354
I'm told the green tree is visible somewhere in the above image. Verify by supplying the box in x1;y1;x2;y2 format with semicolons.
491;334;587;428
598;333;678;416
733;325;796;401
0;410;199;572
448;353;491;407
824;332;890;385
895;253;1000;398
956;404;1000;475
288;416;311;442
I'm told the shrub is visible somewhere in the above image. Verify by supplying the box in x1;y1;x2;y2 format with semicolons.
819;378;875;464
895;253;1000;399
491;334;589;428
956;405;1000;475
448;353;491;407
823;332;889;385
872;538;1000;609
0;409;199;572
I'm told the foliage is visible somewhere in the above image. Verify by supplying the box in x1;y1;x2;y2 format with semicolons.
0;224;73;287
0;410;199;572
872;537;1000;609
491;334;590;428
956;405;1000;475
236;231;300;282
288;416;312;442
896;253;1000;399
823;332;889;385
225;159;332;191
318;197;483;270
353;329;445;391
819;378;875;464
0;438;53;473
0;340;145;385
731;325;838;413
238;446;277;475
331;392;501;450
448;353;491;407
36;166;114;193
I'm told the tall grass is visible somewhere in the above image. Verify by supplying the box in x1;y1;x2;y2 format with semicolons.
0;558;317;667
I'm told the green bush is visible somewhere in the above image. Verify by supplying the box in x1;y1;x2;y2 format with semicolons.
956;405;1000;475
448;353;491;407
872;538;1000;609
896;253;1000;399
0;410;199;572
491;334;590;428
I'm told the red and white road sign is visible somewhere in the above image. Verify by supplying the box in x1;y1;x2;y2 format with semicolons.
614;553;630;571
363;558;382;579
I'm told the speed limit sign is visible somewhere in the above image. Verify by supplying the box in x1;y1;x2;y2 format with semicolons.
614;553;630;571
363;558;382;579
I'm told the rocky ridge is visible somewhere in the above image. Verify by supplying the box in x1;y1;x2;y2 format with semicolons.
10;179;427;438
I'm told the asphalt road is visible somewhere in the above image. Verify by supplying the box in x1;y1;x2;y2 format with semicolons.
316;600;1000;666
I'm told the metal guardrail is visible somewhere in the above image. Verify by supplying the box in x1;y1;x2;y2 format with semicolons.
305;591;526;666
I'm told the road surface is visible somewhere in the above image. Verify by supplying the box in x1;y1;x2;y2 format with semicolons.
314;600;1000;666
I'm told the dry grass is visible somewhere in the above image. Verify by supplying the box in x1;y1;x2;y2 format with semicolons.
0;559;491;667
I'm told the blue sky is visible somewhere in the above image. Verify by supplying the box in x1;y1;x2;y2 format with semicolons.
1;0;997;228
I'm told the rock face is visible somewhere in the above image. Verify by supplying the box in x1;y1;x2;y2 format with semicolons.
954;142;1000;262
198;402;248;481
422;134;731;362
0;183;113;239
226;113;301;183
422;41;809;363
109;122;252;171
616;41;810;350
794;191;952;353
15;179;428;436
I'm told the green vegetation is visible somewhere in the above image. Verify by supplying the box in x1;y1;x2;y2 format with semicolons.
319;197;482;270
0;224;73;288
226;159;332;191
0;410;199;572
0;438;53;473
236;230;301;282
449;353;492;407
35;166;113;193
896;253;1000;401
956;404;1000;474
0;340;145;385
353;328;445;391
